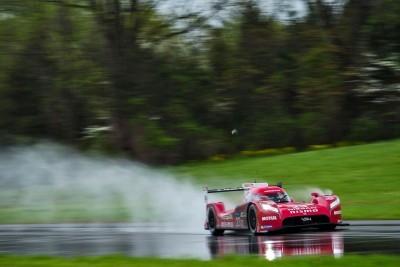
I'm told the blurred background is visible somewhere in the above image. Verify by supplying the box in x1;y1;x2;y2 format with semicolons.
0;0;399;165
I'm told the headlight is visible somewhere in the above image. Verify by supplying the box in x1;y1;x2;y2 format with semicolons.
261;203;279;213
330;198;340;209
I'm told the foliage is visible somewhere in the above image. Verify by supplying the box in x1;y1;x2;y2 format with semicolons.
0;0;400;164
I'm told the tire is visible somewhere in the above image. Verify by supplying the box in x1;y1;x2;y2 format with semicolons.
248;204;258;235
208;207;224;236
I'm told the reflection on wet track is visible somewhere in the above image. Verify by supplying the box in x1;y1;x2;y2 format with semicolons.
208;232;344;260
0;221;399;260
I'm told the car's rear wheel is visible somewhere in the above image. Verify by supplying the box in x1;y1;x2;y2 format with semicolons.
208;207;224;236
248;204;258;235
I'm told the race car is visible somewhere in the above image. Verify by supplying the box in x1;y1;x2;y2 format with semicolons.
204;182;348;235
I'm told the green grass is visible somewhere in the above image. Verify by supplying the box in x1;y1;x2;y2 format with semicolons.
0;205;132;224
173;139;400;220
0;191;132;224
0;255;399;267
1;140;399;223
0;141;399;265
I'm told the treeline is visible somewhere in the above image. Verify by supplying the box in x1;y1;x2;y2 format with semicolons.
0;0;399;164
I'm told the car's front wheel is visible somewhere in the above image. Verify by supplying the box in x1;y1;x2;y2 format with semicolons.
248;204;258;235
208;207;224;236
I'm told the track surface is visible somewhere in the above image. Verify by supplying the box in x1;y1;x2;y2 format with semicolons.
0;221;399;260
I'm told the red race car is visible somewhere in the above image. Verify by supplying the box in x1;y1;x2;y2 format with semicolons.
204;182;348;235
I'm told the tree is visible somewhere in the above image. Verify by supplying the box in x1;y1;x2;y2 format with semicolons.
342;0;400;140
0;1;107;143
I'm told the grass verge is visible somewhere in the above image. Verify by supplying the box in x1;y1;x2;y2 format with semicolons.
0;254;399;267
0;139;399;223
173;139;400;220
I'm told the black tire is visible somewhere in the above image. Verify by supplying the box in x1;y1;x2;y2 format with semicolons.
248;204;258;235
208;207;224;236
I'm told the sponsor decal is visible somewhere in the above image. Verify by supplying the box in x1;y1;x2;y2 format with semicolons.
289;209;318;214
235;217;245;228
334;210;342;215
221;214;233;220
288;206;319;214
262;216;277;221
263;189;282;193
234;212;247;217
261;225;273;229
221;222;233;228
301;217;312;223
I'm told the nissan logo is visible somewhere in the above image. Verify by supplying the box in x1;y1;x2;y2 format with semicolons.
301;217;312;222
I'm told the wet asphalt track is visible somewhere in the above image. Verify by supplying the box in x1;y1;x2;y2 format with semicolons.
0;221;399;260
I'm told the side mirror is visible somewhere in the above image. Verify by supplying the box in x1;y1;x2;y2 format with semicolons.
311;192;320;197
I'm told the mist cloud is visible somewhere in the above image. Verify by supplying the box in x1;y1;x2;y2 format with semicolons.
0;142;217;230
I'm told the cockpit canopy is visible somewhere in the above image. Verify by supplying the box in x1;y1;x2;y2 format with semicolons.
245;186;291;203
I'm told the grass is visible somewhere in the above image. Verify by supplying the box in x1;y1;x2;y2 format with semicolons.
0;139;399;223
173;139;400;220
0;255;399;267
0;141;399;264
0;191;132;224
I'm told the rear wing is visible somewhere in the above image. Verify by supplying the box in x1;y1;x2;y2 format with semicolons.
204;182;282;203
206;187;244;193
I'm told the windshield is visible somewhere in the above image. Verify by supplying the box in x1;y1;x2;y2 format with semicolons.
257;192;290;203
